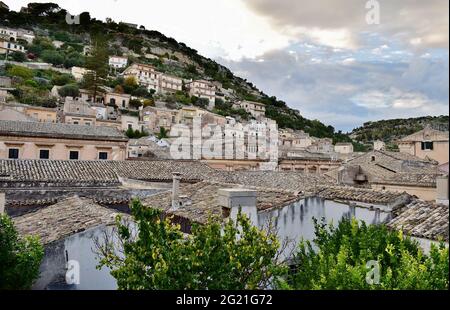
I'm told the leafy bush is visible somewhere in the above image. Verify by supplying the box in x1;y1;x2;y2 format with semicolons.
285;218;449;290
58;84;79;98
7;65;34;79
0;214;44;289
96;199;286;289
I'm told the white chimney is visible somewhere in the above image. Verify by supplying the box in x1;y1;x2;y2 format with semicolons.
436;175;449;206
171;172;182;209
0;192;5;214
218;188;258;227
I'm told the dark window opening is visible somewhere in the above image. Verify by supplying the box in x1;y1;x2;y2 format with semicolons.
98;152;108;160
69;151;79;160
39;150;50;159
421;141;433;150
8;148;19;159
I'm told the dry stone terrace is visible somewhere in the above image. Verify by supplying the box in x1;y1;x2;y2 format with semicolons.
388;200;449;242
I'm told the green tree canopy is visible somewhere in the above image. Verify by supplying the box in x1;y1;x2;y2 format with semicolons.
0;214;44;289
96;199;286;289
286;218;449;290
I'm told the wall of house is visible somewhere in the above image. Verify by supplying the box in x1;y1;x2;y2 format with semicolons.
24;108;57;123
371;183;436;201
0;136;127;160
32;225;119;290
258;197;390;260
413;141;449;164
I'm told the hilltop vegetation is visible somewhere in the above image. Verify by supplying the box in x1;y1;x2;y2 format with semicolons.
350;115;449;150
1;2;364;149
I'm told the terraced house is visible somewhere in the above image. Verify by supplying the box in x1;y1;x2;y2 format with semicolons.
0;120;128;161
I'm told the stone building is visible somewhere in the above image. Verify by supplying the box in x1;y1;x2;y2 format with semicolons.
327;150;441;201
185;79;216;109
334;142;354;154
232;100;266;119
397;126;449;164
0;120;128;161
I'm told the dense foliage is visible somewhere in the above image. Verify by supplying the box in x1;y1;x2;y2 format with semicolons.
351;116;449;145
96;199;286;289
286;218;449;290
0;214;44;290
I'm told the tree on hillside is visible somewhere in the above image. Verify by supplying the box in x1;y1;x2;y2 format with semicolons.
0;214;44;289
95;199;286;290
84;35;109;103
285;218;449;290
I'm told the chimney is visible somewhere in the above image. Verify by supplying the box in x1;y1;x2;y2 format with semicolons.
218;188;258;227
171;172;182;209
0;192;5;214
436;175;449;206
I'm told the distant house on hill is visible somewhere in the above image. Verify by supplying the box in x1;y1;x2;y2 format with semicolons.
397;126;449;165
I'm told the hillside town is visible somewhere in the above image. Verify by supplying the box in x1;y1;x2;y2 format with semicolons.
0;2;448;292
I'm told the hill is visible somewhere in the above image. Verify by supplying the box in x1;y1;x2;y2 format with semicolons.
350;115;449;150
0;2;364;149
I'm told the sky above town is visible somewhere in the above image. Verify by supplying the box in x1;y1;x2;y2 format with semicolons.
5;0;449;131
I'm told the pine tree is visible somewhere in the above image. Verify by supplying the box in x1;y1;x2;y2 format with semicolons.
84;35;109;103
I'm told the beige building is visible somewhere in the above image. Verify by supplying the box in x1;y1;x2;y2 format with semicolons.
105;92;132;109
24;106;57;123
142;106;178;133
123;63;160;93
186;79;216;108
121;115;140;131
233;100;266;119
334;142;354;154
327;150;441;201
398;126;449;164
0;120;128;161
159;73;183;94
279;129;312;149
62;100;96;126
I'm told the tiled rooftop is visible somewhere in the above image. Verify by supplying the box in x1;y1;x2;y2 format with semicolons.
141;181;301;224
315;186;410;205
0;159;217;184
388;200;449;242
0;120;127;141
210;170;335;194
13;196;126;244
327;150;439;185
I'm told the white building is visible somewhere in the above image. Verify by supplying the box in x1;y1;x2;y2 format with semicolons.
0;40;25;54
71;67;89;81
109;56;128;69
334;142;354;154
123;63;160;93
0;27;18;41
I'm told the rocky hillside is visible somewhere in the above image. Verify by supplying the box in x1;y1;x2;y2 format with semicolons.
1;2;363;148
350;115;449;149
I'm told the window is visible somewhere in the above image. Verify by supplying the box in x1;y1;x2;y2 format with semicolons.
128;124;133;130
73;121;79;125
98;152;108;160
39;149;50;159
371;156;376;162
69;151;79;160
122;100;126;108
421;141;433;151
8;148;19;159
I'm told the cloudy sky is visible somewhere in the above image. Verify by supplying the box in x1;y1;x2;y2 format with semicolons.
5;0;449;131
